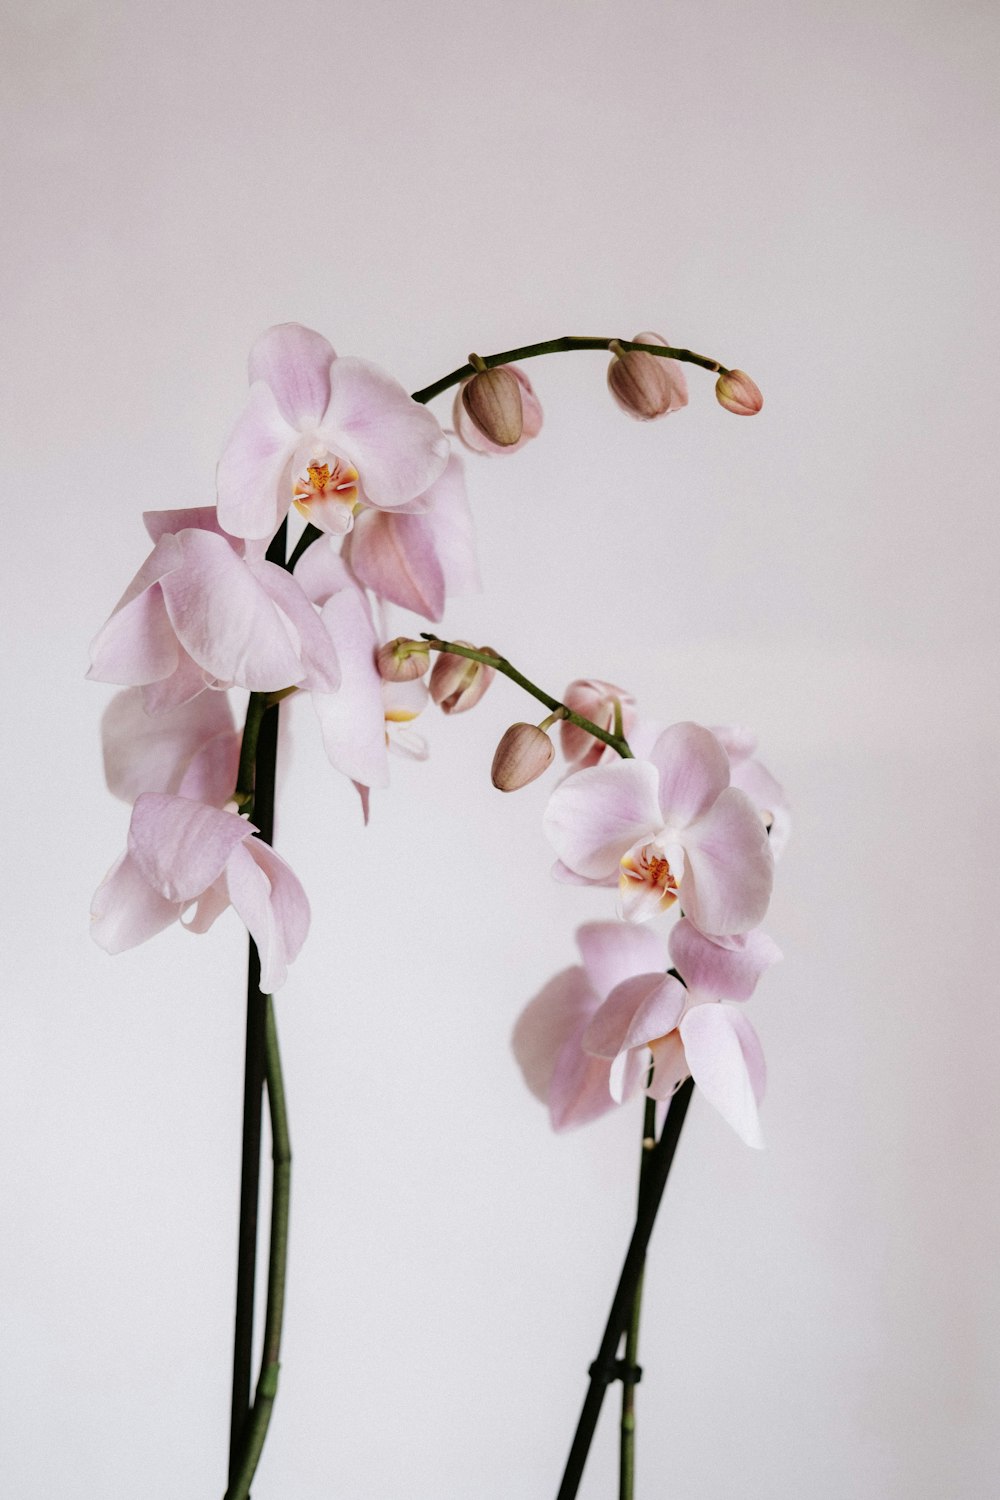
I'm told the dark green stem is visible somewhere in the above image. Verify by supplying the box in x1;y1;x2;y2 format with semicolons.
411;336;727;406
286;522;324;572
224;996;292;1500
420;637;633;759
619;1096;657;1500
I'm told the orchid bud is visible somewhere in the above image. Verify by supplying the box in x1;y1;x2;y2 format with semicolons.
715;369;763;415
491;723;555;791
429;642;496;714
607;332;688;421
376;637;430;682
560;679;637;769
452;365;543;456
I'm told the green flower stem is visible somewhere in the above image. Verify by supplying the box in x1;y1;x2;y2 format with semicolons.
555;1078;694;1500
224;995;292;1500
286;522;323;572
619;1096;657;1500
420;638;633;759
411;335;727;406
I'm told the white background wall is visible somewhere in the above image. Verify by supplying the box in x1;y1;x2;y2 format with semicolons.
3;1;998;1496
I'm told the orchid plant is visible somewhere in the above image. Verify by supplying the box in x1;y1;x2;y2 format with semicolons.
88;323;783;1500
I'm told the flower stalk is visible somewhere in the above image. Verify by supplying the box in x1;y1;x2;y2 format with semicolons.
619;1095;657;1500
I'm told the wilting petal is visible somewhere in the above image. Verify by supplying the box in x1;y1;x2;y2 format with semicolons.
90;850;183;953
575;920;666;1002
251;559;341;692
159;530;305;690
680;1003;764;1148
217;381;296;540
101;688;235;803
668;917;782;1002
682;787;774;935
543;760;662;881
128;794;254;903
227;838;310;991
582;973;686;1060
312;590;389;788
248;323;335;428
321;357;450;510
647;722;731;827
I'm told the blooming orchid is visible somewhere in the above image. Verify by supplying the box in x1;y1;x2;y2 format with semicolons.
543;721;774;933
580;918;780;1148
216;323;451;541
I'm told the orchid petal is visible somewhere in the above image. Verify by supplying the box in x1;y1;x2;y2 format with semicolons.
181;877;231;934
344;506;446;620
229;838;310;990
451;366;543;456
648;1030;690;1100
710;723;757;765
511;966;598;1103
248;323;335;428
543;760;662;882
549;1023;619;1130
128;794;254;903
550;860;617;888
730;756;792;858
682;787;774;935
143;507;231;544
141;651;210;715
90;851;183;953
312;591;390;788
648;722;731;827
176;729;242;807
101;688;235;803
582;973;686;1060
293;534;365;608
251;558;341;692
87;584;180;687
680;1004;764;1148
576;921;666;1001
321;357;450;510
216;381;296;540
668;917;782;1001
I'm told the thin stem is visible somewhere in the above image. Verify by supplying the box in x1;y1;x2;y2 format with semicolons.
224;996;292;1500
420;637;633;759
411;336;727;406
555;1078;694;1500
619;1096;657;1500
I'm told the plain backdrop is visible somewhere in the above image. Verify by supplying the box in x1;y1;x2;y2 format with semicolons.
2;1;998;1496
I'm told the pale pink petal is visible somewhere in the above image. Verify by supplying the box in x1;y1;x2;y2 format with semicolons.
680;1004;764;1148
251;559;341;692
647;722;731;827
312;591;390;788
668;917;782;1001
730;756;792;858
248;323;335;428
726;1008;767;1104
582;973;686;1059
101;687;235;803
143;507;231;544
387;724;429;760
549;1031;620;1130
648;1030;690;1100
238;838;311;984
451;366;543;456
181;877;231;934
344;506;446;619
159;530;305;690
550;860;617;888
682;787;774;935
419;452;481;597
128;794;255;903
177;729;242;807
293;534;365;607
87;585;180;687
560;679;637;769
575;920;667;1001
321;357;450;510
141;652;210;715
710;723;757;765
90;851;183;953
543;760;663;881
511;966;598;1103
216;382;297;540
607;1045;651;1104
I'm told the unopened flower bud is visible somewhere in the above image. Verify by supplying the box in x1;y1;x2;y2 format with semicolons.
491;723;555;791
560;679;637;768
607;332;688;421
452;365;543;456
429;642;496;714
715;369;763;415
461;365;524;447
376;637;430;682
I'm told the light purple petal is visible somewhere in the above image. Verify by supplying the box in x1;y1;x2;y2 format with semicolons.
575;920;667;1002
682;787;774;935
648;722;731;827
321;357;450;510
312;591;390;788
582;973;686;1059
216;381;297;540
248;323;335;428
668;917;782;1002
251;559;341;692
101;688;235;803
159;530;305;690
543;760;662;881
680;1004;764;1148
90;851;183;953
128;793;254;903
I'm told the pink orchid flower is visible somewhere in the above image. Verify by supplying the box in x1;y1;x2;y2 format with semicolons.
87;507;340;714
91;793;309;992
559;678;637;770
216;323;450;541
543;722;774;933
512;921;667;1131
581;918;781;1147
711;724;791;857
451;364;543;456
